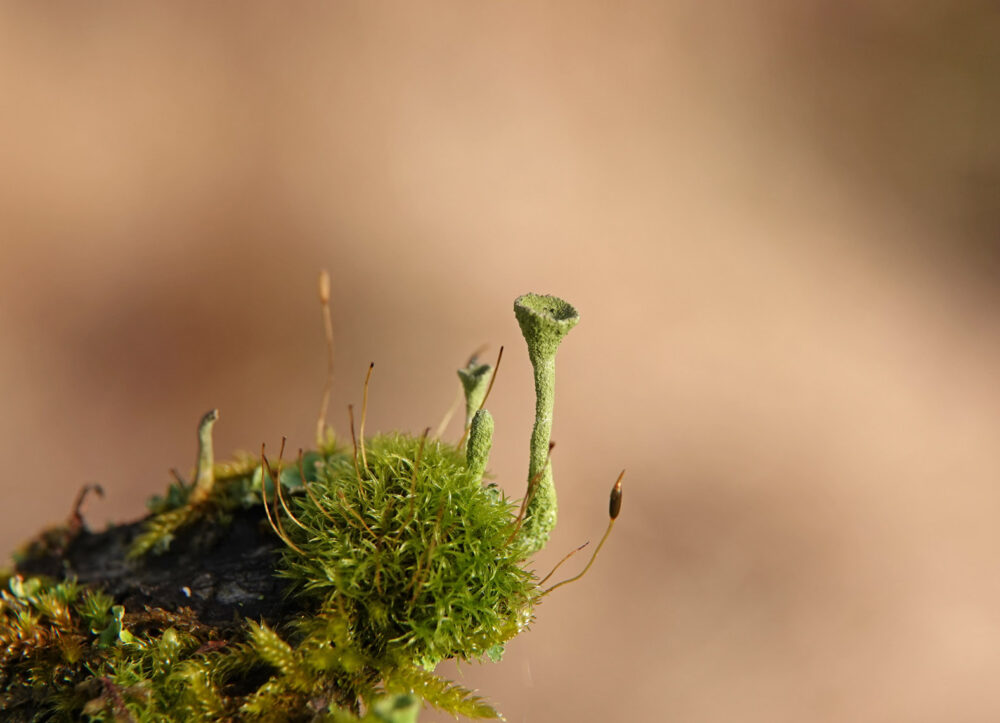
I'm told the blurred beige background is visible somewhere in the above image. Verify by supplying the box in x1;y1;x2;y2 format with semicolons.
2;3;1000;721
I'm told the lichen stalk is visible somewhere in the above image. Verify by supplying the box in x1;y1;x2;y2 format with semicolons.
466;408;494;481
513;294;579;554
189;409;219;504
457;360;492;431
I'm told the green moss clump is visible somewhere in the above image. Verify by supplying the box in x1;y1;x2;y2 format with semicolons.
279;433;534;668
0;571;496;722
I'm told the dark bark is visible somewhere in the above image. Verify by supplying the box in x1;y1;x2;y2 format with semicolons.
15;507;301;628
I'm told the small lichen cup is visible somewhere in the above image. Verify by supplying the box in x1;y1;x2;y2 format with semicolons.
512;293;579;555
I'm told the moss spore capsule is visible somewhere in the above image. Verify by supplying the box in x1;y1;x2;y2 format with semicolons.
610;474;624;520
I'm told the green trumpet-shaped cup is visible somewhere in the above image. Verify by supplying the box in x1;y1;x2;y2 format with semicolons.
513;293;579;554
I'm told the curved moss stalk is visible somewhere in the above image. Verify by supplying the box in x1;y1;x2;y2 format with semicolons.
513;294;579;554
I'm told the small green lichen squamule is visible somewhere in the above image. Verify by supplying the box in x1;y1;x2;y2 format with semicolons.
2;289;621;722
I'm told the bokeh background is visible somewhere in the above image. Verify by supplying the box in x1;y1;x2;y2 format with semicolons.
2;3;1000;721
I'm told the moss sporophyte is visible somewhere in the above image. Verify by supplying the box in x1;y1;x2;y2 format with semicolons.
1;279;625;722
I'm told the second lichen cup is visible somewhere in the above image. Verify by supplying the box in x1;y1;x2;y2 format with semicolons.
513;293;579;555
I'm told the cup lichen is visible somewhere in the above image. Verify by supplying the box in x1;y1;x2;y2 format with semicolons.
512;293;580;555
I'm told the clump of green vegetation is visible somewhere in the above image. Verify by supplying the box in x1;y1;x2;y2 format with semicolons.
1;285;623;722
279;433;533;669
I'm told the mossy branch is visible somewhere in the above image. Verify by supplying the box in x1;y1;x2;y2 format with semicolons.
3;290;622;723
